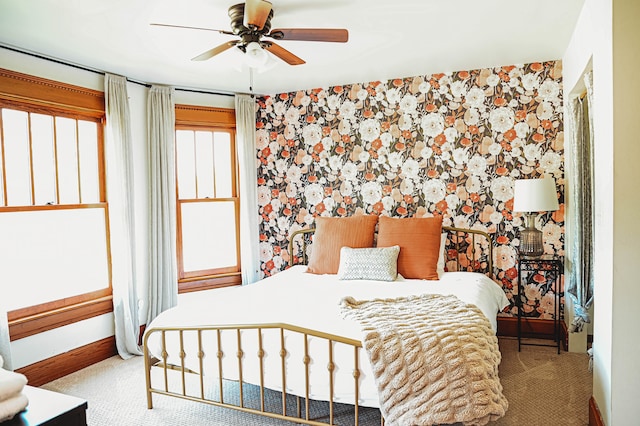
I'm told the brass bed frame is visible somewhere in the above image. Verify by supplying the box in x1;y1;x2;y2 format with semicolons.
143;225;494;425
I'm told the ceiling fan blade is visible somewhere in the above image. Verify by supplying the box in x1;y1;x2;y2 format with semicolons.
264;42;305;66
191;41;239;61
150;23;234;36
268;28;349;43
244;0;273;30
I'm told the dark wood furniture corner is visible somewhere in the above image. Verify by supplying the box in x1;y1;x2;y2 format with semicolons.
517;254;563;354
2;385;87;426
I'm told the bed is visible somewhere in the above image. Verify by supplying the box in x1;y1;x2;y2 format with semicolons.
143;218;510;425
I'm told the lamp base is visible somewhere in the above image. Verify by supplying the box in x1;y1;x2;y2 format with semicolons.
519;213;544;258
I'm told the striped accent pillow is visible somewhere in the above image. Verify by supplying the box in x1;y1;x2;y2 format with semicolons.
337;245;400;281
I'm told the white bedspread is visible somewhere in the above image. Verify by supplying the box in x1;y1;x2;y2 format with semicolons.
146;266;509;407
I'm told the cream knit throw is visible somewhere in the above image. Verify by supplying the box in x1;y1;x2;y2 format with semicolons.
341;294;508;426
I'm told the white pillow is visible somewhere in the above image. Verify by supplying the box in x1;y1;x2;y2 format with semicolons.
337;246;400;281
437;233;447;278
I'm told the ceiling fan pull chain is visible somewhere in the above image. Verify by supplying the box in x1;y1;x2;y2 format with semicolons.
249;66;255;94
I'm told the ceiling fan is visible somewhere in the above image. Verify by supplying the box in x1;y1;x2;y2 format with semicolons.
152;0;349;67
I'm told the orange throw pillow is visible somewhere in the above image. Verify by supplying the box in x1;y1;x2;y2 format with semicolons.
377;216;443;280
306;215;378;275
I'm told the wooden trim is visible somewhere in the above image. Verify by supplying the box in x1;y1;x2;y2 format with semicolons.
0;202;108;213
15;335;117;386
8;296;113;341
589;396;605;426
497;316;568;351
8;285;111;321
182;266;240;280
0;68;104;117
178;274;242;293
175;104;235;127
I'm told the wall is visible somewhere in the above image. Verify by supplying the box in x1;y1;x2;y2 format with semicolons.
1;48;232;370
255;61;565;318
608;0;640;423
562;0;640;424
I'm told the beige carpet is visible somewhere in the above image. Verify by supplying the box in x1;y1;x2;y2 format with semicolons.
492;338;592;426
41;337;591;425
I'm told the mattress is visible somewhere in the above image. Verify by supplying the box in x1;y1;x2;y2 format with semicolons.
146;266;509;407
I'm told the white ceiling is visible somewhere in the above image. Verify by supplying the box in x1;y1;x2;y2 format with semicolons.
0;0;585;95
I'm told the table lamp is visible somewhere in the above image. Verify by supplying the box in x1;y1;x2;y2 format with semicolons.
513;177;559;258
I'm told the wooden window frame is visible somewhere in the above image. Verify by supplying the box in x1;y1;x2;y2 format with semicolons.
0;68;112;340
175;105;241;292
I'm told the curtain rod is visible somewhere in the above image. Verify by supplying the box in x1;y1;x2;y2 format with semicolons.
0;43;236;98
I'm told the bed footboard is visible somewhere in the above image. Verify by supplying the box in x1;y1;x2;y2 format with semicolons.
143;323;375;426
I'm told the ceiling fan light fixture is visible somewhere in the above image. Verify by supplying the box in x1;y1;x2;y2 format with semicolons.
156;1;348;68
244;41;269;68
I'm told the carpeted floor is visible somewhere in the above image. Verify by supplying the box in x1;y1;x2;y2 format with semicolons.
41;337;591;425
492;338;592;426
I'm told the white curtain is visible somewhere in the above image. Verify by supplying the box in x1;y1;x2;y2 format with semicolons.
146;85;178;324
104;74;142;358
235;94;260;284
566;71;595;333
0;304;12;371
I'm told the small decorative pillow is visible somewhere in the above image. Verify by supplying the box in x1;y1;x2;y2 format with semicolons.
337;245;400;281
306;215;378;275
377;216;443;280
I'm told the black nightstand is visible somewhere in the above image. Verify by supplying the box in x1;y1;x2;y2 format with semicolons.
3;385;87;426
517;254;563;354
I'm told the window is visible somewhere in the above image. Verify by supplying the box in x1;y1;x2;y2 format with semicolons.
175;105;240;292
0;68;111;339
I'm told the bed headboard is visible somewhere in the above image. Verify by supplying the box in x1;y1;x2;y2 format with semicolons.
288;225;495;279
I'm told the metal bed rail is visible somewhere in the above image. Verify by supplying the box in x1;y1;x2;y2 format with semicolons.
143;323;378;426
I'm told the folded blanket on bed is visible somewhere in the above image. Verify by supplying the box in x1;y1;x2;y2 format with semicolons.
0;392;28;422
0;368;28;401
341;294;508;426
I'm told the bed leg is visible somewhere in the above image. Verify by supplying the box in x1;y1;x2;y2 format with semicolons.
146;389;153;409
143;344;154;409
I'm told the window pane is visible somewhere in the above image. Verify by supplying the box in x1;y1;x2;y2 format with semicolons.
78;120;99;203
2;109;31;206
214;132;232;198
31;113;57;205
180;201;238;272
56;117;80;204
176;130;196;199
195;131;214;198
0;208;110;311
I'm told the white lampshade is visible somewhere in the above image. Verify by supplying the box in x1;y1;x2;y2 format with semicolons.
244;42;269;68
513;178;559;213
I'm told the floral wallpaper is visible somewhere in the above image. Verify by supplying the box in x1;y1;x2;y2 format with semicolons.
255;61;564;318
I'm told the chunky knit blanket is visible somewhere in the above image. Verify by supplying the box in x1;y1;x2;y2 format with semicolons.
341;294;508;426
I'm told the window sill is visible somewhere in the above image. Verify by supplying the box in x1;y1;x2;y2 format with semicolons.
178;273;242;293
8;296;113;341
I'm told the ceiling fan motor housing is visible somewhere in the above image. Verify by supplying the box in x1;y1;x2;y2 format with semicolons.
228;3;272;50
